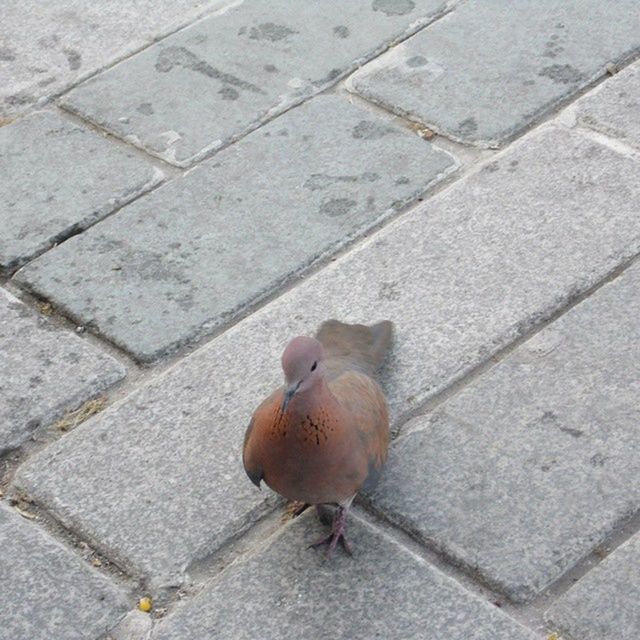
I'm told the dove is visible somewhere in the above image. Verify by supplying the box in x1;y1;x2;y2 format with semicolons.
243;319;392;557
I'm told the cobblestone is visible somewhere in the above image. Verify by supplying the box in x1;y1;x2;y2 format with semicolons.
16;96;454;362
576;59;640;149
0;287;125;454
366;261;640;602
61;0;447;166
0;0;226;117
0;111;162;273
14;124;640;589
153;511;537;640
0;504;128;640
350;0;640;146
546;533;640;640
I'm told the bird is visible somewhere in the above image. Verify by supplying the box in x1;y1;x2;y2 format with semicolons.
242;319;392;557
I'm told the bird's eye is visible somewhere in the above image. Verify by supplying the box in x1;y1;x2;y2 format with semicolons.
310;361;317;372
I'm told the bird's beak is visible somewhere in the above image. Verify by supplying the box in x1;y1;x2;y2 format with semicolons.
281;382;300;413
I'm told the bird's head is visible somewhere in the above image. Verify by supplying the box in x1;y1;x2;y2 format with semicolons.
280;336;325;412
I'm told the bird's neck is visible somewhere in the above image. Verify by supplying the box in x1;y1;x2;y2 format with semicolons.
287;377;337;417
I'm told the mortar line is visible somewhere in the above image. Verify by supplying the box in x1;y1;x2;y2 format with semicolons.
0;495;141;596
30;0;249;110
392;249;640;432
342;45;640;153
5;102;638;486
53;2;460;170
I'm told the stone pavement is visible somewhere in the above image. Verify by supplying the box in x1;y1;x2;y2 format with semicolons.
1;2;639;639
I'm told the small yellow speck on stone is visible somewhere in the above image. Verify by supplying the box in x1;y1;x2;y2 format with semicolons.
548;632;560;640
138;597;152;613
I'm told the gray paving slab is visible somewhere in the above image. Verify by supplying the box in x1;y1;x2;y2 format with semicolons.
0;111;162;274
0;504;128;640
15;96;455;363
0;287;126;454
0;0;228;117
61;0;448;166
153;511;536;640
576;60;640;149
13;125;640;588
350;0;640;146
366;261;640;602
546;533;640;640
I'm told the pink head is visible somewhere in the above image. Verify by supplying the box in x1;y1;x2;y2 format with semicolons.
280;336;325;411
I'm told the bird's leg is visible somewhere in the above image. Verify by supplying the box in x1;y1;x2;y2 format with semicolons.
309;504;352;558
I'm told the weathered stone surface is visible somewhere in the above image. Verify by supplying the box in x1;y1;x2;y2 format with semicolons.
0;504;128;640
576;60;640;149
16;96;455;362
61;0;447;166
546;533;640;640
154;511;536;640
367;261;640;602
0;111;162;273
350;0;640;146
0;287;126;454
0;0;227;117
14;125;640;588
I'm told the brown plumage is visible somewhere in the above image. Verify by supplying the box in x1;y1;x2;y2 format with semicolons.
243;319;392;556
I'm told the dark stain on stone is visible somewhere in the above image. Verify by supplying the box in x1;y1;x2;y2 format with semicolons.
193;34;208;44
590;452;607;467
395;176;410;185
219;86;239;100
560;426;584;438
543;37;564;59
457;117;478;136
484;161;499;173
38;34;60;49
4;93;34;106
320;198;357;217
352;119;397;140
379;281;401;301
305;172;379;191
523;79;536;86
539;64;584;85
137;102;154;115
156;46;265;94
372;0;415;16
63;48;82;70
29;375;43;387
313;68;342;87
277;128;289;137
38;77;56;87
333;25;350;38
263;63;278;73
407;55;428;68
237;26;247;36
507;160;519;172
248;23;298;42
0;47;16;61
540;410;557;423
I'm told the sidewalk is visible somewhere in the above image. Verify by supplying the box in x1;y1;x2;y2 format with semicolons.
1;2;639;639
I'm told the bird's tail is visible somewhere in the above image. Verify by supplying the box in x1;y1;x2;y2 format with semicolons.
316;319;393;379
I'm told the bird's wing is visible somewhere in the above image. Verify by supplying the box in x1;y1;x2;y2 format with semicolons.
329;370;390;492
316;319;393;380
242;415;264;488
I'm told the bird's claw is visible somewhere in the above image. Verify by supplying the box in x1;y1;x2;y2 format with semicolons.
308;506;352;558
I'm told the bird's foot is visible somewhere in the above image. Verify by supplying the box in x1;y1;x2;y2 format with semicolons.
309;506;352;558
